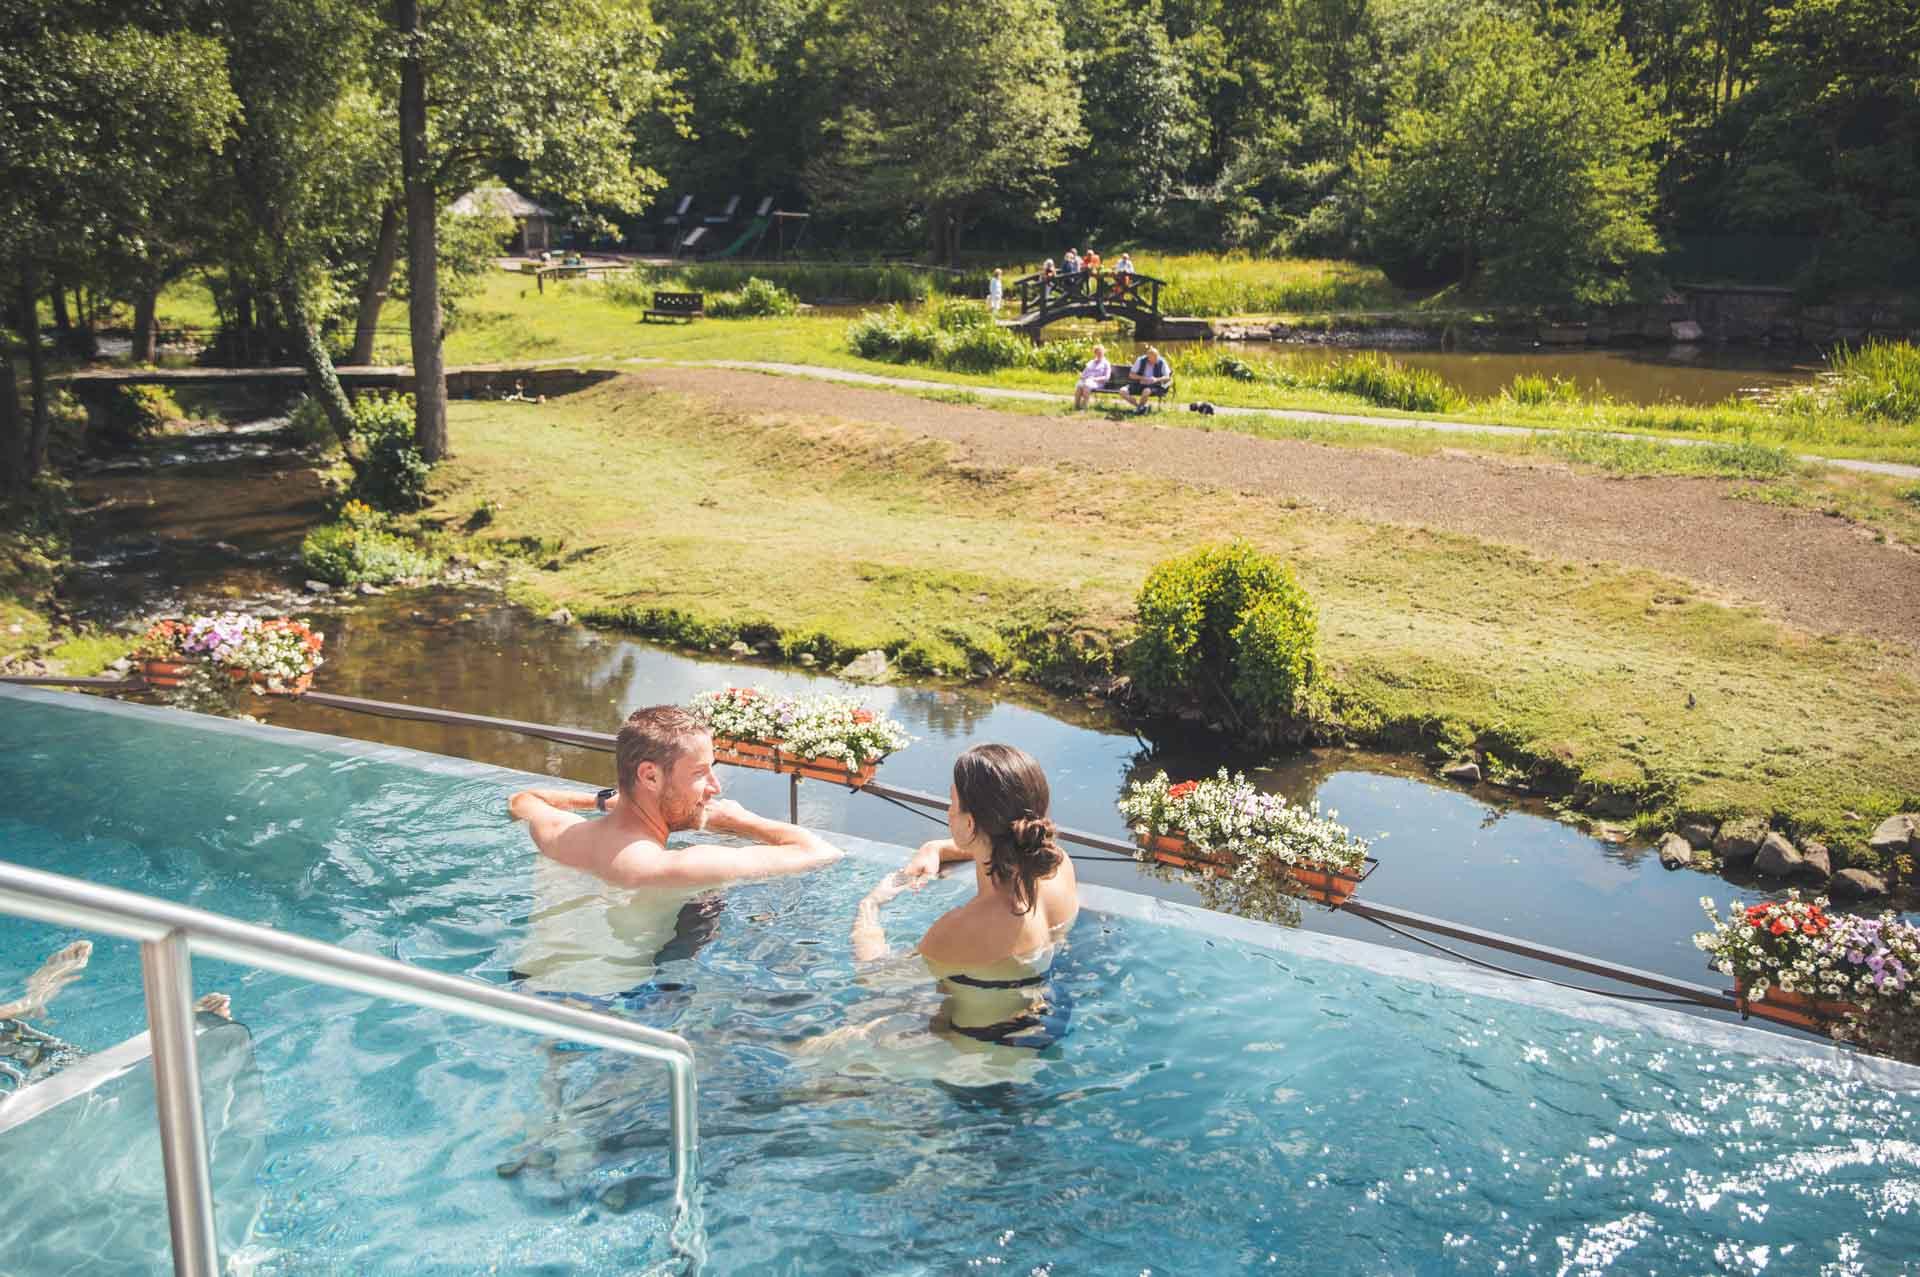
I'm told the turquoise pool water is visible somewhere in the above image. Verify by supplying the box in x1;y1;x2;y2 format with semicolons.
2;687;1917;1274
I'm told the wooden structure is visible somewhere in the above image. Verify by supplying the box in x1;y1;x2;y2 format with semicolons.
449;185;556;254
533;262;631;292
1005;269;1167;337
644;292;705;323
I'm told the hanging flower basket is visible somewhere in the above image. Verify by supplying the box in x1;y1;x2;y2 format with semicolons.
1135;829;1378;907
126;613;323;698
1120;771;1376;921
226;667;315;697
690;687;910;789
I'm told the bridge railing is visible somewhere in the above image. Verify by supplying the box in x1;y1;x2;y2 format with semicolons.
1011;269;1164;319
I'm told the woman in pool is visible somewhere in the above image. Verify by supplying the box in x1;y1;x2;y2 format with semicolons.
849;743;1079;1047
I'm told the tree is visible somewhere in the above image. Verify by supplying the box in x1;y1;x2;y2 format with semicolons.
807;0;1085;264
0;5;240;486
1356;7;1665;302
1728;0;1920;290
1065;0;1203;237
388;0;671;460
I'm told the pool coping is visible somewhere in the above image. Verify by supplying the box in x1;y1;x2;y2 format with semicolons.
7;684;1918;1092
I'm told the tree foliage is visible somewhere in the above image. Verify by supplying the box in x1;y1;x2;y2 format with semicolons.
1357;7;1665;302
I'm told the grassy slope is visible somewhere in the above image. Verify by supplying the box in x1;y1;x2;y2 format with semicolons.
428;379;1920;863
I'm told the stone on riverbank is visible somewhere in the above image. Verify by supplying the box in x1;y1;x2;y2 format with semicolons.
728;640;752;656
839;649;892;683
1753;831;1807;879
1440;758;1481;784
1830;868;1889;901
1677;819;1716;850
1712;816;1769;866
1869;813;1918;858
1801;840;1832;879
1658;833;1693;870
545;607;573;625
304;580;331;594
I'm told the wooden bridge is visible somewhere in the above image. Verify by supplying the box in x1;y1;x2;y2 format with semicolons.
1002;269;1167;337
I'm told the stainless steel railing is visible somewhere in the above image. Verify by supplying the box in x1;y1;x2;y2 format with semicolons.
0;859;700;1277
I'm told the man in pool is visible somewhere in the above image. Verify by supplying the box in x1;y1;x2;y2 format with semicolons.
505;705;844;998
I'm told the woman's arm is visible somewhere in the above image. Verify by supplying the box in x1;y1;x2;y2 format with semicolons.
851;871;911;962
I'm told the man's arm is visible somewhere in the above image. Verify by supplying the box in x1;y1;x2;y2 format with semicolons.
602;798;843;889
507;788;596;856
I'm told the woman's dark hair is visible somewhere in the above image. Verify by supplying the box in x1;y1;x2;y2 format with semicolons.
953;744;1061;915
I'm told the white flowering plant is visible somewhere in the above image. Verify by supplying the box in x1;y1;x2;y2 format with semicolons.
223;619;324;692
687;687;911;768
1695;892;1920;1062
1119;769;1371;923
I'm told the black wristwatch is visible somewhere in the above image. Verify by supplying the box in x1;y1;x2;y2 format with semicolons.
595;787;616;813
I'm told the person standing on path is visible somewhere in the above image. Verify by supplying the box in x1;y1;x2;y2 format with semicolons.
987;268;1003;314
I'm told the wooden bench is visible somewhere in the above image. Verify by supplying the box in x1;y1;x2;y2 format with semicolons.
644;291;705;323
1090;365;1174;409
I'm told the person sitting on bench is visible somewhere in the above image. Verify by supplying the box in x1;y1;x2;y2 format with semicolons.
1126;346;1172;413
1072;343;1112;411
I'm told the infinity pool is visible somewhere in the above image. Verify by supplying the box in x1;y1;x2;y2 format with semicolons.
1;687;1916;1274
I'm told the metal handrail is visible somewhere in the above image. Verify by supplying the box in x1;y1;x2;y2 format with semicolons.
0;859;700;1277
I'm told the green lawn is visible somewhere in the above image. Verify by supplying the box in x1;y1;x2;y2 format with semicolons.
423;377;1920;868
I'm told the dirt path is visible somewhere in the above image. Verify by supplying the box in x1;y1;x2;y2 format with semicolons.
636;365;1920;649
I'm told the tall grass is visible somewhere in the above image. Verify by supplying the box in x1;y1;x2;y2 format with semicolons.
1503;373;1584;406
632;261;975;304
1320;352;1461;412
1832;339;1920;424
984;253;1399;316
1539;432;1796;478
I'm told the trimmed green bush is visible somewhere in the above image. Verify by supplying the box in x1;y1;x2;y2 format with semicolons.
1029;337;1097;373
938;323;1028;373
300;519;439;586
346;392;433;512
1129;540;1319;732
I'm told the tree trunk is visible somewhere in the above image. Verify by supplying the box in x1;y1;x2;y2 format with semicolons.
17;272;50;480
397;0;448;461
278;274;356;445
348;200;402;366
132;284;159;364
1;326;22;494
49;276;76;355
234;281;255;364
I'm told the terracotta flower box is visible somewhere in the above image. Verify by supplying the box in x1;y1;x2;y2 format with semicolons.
712;737;782;772
711;736;876;787
139;658;196;689
226;667;313;696
1732;977;1865;1031
1137;831;1377;907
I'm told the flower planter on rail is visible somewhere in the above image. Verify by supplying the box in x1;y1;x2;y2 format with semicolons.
1732;977;1865;1032
1137;832;1377;907
711;736;878;788
138;658;195;689
226;667;313;697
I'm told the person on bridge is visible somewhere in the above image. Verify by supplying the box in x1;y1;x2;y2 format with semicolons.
1072;343;1112;411
1082;246;1101;275
1126;345;1172;413
1062;248;1081;277
1113;252;1135;294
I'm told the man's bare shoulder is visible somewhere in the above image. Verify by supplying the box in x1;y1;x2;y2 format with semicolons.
544;818;665;877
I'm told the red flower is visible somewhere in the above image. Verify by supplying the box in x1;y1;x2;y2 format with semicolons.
1770;919;1789;936
1167;781;1200;801
853;709;874;724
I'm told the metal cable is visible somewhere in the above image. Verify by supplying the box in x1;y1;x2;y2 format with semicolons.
1356;913;1706;1007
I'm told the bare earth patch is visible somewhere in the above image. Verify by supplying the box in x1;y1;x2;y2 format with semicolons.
637;365;1920;653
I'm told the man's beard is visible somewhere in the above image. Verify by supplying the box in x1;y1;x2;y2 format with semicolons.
661;792;709;833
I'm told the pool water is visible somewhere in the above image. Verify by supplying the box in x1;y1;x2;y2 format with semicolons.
2;687;1917;1274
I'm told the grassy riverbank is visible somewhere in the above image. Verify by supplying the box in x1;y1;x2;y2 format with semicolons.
380;272;1920;471
421;376;1920;865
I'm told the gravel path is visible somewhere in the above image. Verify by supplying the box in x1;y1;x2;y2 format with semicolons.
634;364;1920;649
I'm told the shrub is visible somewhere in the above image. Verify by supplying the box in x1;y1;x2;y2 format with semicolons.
1832;339;1920;424
1322;351;1460;412
286;395;341;450
703;277;800;318
345;392;432;512
932;298;994;331
1029;336;1097;373
845;306;941;362
1504;373;1583;406
300;519;439;586
97;384;182;450
937;323;1029;373
1129;541;1319;732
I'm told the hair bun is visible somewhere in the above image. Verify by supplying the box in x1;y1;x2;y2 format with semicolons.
1009;815;1055;856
